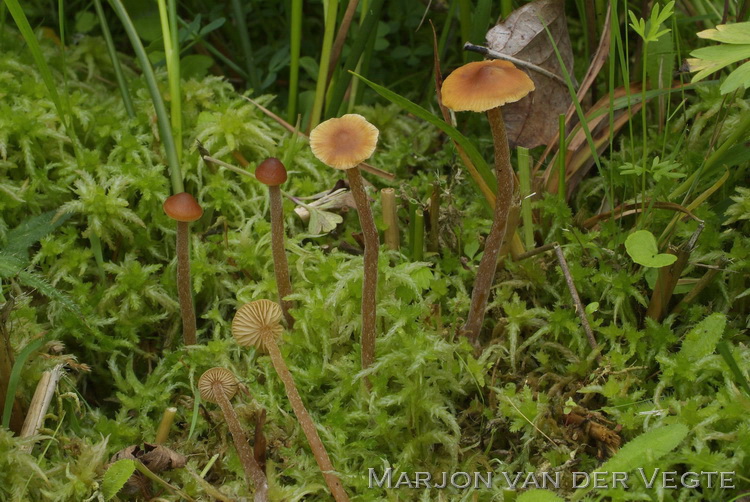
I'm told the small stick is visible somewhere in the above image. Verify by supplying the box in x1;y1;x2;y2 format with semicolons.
21;364;63;447
554;245;601;361
412;209;424;261
381;188;399;250
513;242;556;261
155;407;177;444
429;183;440;253
463;42;568;86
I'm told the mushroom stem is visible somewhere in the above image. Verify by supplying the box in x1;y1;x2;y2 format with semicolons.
212;382;269;502
265;337;350;502
462;107;516;341
176;221;197;345
268;185;295;328
345;167;378;379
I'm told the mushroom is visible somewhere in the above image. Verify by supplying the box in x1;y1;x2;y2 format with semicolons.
255;158;295;328
440;60;535;341
198;367;268;502
232;300;350;502
163;192;203;345
309;114;380;378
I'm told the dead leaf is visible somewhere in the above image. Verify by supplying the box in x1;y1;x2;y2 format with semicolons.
486;0;576;148
109;443;187;496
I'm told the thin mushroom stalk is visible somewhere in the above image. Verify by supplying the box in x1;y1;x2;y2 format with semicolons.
462;107;517;340
232;300;350;502
199;368;268;502
345;167;378;372
256;158;295;328
175;221;197;344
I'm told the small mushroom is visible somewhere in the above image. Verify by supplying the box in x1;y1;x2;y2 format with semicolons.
198;367;268;502
232;300;350;502
441;60;535;341
309;114;380;378
255;158;295;328
163;192;203;345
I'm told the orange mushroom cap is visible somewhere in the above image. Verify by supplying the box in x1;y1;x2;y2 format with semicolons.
163;192;203;222
256;158;288;186
309;114;379;170
441;60;535;113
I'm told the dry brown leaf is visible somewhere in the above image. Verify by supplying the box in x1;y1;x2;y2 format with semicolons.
486;0;576;148
109;443;187;496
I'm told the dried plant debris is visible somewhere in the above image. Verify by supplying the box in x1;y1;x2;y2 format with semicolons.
108;443;187;497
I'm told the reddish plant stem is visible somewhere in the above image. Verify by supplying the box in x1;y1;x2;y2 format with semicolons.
265;338;350;502
176;221;197;345
213;383;268;502
345;168;378;379
269;185;295;328
462;107;515;341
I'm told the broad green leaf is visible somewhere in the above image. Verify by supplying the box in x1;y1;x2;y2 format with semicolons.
689;44;750;83
598;424;688;473
676;313;726;366
517;489;564;502
721;60;750;94
102;459;136;500
698;23;750;45
350;71;496;198
625;230;677;268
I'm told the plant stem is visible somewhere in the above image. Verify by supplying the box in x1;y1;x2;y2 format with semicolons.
412;210;424;261
309;0;339;130
157;0;182;162
345;168;378;379
288;0;303;123
213;382;268;502
268;185;295;328
110;0;184;194
462;107;514;341
231;0;259;90
517;147;534;250
93;0;134;119
381;188;399;250
558;113;566;200
265;338;350;502
155;406;177;444
429;183;440;253
176;221;197;345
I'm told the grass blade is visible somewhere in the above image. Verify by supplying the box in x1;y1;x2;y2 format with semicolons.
287;0;303;123
109;0;184;194
2;334;50;429
93;0;135;118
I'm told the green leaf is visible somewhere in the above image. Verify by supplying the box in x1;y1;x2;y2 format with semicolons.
697;23;750;45
720;60;750;94
0;254;26;277
2;211;72;260
17;271;85;321
676;313;726;367
598;424;688;473
102;459;136;500
350;71;496;199
517;490;564;502
625;230;677;268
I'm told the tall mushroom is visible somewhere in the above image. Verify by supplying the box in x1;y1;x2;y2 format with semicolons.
440;59;535;342
163;192;203;345
255;157;295;328
232;300;350;502
309;114;380;378
198;367;268;502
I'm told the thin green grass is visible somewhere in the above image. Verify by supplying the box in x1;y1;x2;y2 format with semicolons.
93;0;135;118
109;0;184;194
309;0;339;129
287;0;302;123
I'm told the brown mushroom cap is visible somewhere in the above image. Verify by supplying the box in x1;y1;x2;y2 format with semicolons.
163;192;203;222
255;158;288;186
441;60;535;113
309;114;379;170
198;367;238;403
232;300;284;349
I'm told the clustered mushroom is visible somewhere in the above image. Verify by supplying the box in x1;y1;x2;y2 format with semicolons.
255;157;295;328
309;114;380;380
198;367;268;502
232;299;350;502
441;59;535;341
163;192;203;345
